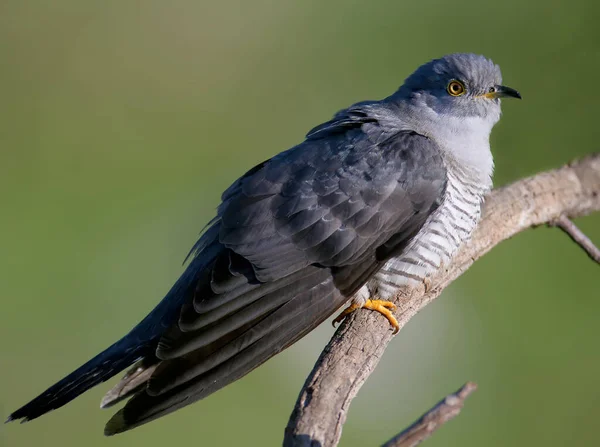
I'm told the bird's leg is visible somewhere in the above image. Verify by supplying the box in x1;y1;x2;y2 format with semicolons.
332;299;399;334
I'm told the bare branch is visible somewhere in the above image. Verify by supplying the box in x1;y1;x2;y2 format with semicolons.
382;382;478;447
551;214;600;263
284;153;600;447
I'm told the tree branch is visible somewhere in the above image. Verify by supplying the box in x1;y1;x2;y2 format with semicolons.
382;382;477;447
283;153;600;447
551;214;600;263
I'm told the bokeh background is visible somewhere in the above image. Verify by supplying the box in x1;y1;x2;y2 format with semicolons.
1;1;599;446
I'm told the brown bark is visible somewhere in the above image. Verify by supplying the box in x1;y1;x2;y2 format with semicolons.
284;153;600;447
382;382;477;447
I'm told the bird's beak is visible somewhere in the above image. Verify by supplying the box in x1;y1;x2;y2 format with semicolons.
484;85;522;100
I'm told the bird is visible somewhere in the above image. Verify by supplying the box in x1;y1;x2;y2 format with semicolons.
7;53;521;435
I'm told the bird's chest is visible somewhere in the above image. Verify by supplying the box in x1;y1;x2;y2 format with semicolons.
360;169;488;301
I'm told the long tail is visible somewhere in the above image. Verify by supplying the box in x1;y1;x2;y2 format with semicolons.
6;251;211;424
7;337;154;423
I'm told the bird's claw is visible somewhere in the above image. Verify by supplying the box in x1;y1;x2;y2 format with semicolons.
332;299;399;334
332;303;360;328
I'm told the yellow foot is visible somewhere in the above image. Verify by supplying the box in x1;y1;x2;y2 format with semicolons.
332;299;399;334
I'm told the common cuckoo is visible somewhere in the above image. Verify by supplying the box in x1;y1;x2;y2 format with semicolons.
8;53;520;435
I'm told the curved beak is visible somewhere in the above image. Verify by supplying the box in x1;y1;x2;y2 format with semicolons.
484;85;522;100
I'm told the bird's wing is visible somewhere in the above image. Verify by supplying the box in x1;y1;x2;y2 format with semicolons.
103;104;447;434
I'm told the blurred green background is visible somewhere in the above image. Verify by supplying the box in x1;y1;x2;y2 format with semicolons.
1;1;599;446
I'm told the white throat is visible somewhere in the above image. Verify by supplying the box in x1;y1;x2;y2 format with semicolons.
396;100;499;187
425;114;495;186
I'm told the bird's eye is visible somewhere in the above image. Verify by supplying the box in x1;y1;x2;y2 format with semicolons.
447;80;466;97
488;86;496;93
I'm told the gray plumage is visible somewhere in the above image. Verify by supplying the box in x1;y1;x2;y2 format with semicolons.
7;53;520;435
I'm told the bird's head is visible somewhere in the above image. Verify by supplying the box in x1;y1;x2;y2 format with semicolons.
398;53;520;124
392;53;521;179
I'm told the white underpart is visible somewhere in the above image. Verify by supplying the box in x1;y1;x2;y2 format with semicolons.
355;108;498;303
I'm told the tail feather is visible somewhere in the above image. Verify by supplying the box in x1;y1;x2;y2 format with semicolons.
100;358;159;409
7;339;152;423
6;250;213;424
104;280;347;435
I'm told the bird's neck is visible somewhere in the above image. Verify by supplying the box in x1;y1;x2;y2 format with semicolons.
395;102;496;188
427;114;495;188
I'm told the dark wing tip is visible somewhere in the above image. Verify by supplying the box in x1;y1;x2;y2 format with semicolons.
104;409;127;436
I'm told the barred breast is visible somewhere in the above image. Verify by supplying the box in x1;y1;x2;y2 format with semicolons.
363;159;491;301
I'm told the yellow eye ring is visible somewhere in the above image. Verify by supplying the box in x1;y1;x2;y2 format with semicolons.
447;80;466;96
